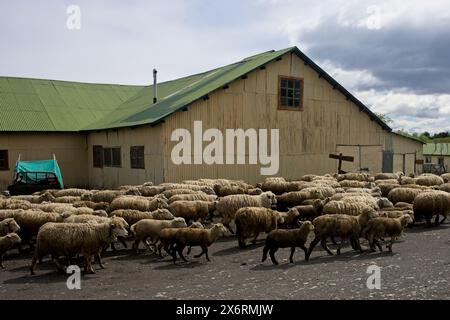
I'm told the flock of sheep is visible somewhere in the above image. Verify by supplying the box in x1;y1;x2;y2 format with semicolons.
0;171;449;274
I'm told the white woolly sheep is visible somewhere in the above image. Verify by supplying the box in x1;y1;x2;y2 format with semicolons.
363;215;413;252
413;191;450;226
109;195;168;212
306;208;379;259
234;207;285;248
216;192;277;233
168;194;217;204
0;233;21;268
0;218;20;236
108;208;174;226
415;174;444;186
30;217;128;274
130;217;187;253
160;223;228;263
168;200;217;224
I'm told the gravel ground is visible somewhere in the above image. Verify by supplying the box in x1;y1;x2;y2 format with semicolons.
1;223;450;300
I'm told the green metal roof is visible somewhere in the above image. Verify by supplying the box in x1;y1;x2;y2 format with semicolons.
0;77;143;131
423;143;450;156
0;46;390;132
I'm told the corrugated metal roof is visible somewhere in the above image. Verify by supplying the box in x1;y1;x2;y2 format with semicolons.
1;46;390;132
0;78;143;131
423;143;450;156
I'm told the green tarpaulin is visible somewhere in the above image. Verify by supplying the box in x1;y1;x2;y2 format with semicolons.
15;159;64;188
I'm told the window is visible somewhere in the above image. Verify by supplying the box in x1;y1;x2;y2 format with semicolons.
425;156;432;163
278;76;304;110
112;147;121;167
93;145;103;168
130;146;145;169
103;148;112;166
103;147;121;167
0;150;8;170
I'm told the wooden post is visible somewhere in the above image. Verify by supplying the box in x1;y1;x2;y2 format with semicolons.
329;153;355;174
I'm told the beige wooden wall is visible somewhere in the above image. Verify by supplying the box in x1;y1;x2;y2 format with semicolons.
87;126;164;189
426;155;450;172
162;51;386;184
0;133;88;190
390;134;423;175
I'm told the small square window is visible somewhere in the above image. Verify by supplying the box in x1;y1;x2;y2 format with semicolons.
278;76;304;111
130;146;145;169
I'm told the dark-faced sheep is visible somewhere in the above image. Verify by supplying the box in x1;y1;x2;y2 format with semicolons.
262;221;314;264
234;207;284;248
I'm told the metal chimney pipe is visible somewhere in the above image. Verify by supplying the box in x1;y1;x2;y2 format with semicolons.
153;69;158;104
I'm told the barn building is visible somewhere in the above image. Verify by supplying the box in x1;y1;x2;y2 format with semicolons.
0;46;424;189
423;143;450;172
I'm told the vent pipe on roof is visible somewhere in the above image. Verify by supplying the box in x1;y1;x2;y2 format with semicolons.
153;69;158;104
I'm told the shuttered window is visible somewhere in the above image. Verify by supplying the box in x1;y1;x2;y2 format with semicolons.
93;146;103;168
130;146;145;169
0;150;8;170
102;147;121;167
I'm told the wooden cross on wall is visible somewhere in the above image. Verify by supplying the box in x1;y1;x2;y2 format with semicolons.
329;153;355;174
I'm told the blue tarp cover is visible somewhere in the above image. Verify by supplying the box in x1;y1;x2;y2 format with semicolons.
15;159;64;188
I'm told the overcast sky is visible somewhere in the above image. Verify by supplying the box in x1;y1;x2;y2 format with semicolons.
1;0;449;133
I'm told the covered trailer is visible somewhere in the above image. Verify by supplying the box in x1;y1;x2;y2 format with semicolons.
7;155;63;195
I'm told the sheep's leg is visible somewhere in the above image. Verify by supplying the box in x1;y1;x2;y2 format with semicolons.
374;238;383;252
337;239;345;255
84;255;95;274
177;245;188;262
118;236;127;249
321;239;333;256
440;214;447;224
306;237;320;260
54;257;66;274
132;239;140;253
262;246;269;262
434;214;440;226
187;246;193;255
289;247;296;263
96;254;105;269
251;232;259;244
238;236;246;249
387;237;395;253
299;244;308;261
204;247;210;262
269;248;278;265
30;249;39;275
0;254;4;269
225;223;235;235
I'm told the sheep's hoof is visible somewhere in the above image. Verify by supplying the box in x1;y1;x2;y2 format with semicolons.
289;259;294;263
